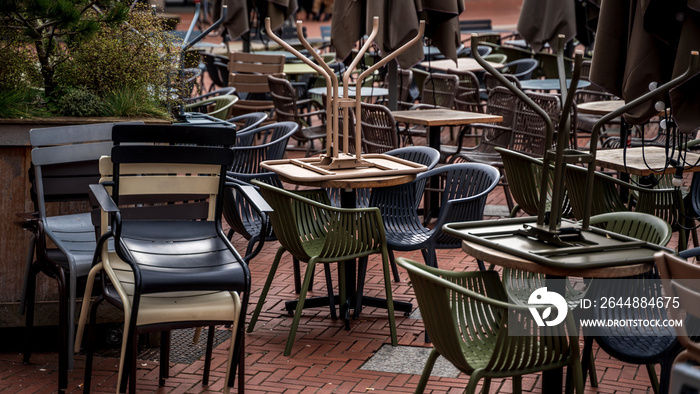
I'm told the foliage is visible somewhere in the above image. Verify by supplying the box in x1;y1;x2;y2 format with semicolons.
102;86;170;118
0;1;179;119
55;87;104;117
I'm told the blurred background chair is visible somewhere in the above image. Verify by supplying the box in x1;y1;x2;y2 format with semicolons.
398;73;459;146
227;112;268;136
201;52;230;92
359;102;399;153
183;94;238;120
268;74;327;156
228;52;285;118
397;258;583;394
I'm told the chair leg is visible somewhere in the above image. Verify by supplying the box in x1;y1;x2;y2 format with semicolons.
285;257;318;355
129;331;138;394
380;249;397;346
224;292;242;394
482;377;492;393
354;257;367;319
159;331;170;386
56;268;69;393
202;326;215;386
293;257;314;293
388;250;401;283
581;336;598;387
323;263;337;320
416;348;440;393
465;370;483;394
248;247;285;332
23;261;39;365
646;363;660;394
83;295;105;394
658;356;675;394
512;376;521;394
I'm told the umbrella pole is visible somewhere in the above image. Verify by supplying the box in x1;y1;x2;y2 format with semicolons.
387;61;398;111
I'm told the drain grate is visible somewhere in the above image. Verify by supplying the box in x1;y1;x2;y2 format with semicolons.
93;327;232;365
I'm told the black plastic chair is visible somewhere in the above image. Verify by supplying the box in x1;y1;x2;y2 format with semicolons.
368;163;500;269
227;112;269;136
77;124;250;393
18;121;143;393
502;58;539;80
222;122;297;261
201;52;230;92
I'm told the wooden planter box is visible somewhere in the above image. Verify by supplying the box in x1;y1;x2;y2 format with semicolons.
0;117;170;329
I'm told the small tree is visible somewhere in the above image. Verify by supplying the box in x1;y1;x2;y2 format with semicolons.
0;0;128;101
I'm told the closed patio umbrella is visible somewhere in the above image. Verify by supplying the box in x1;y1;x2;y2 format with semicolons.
216;0;298;41
517;0;577;52
331;0;464;69
590;0;700;132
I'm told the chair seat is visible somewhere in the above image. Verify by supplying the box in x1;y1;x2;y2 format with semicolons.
44;213;97;276
596;335;678;362
385;223;433;249
299;124;327;140
117;221;247;294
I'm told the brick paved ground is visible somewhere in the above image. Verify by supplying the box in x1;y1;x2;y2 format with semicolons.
0;1;683;393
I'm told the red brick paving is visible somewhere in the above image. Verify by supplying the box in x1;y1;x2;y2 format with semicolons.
0;1;684;393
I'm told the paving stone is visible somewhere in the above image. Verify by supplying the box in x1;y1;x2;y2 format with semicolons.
360;344;461;378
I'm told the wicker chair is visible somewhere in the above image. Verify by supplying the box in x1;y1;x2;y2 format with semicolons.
268;74;327;156
398;73;459;145
359;102;399;153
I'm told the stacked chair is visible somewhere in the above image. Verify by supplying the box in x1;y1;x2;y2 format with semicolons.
75;124;251;393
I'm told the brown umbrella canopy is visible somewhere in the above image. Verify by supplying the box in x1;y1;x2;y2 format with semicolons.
590;0;700;132
331;0;464;69
216;0;298;40
517;0;576;53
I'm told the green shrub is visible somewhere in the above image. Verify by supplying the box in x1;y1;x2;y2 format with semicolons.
56;88;104;117
102;86;170;119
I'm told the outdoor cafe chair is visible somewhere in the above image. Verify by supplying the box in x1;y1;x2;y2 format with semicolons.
450;90;561;212
267;74;327;156
222;122;297;261
397;73;459;146
201;52;229;92
75;124;250;393
183;94;239;120
502;58;539;81
359;102;399;153
397;257;584;394
496;146;572;218
656;252;700;367
247;181;398;356
228;52;285;118
368;163;499;269
17;122;142;393
579;212;675;393
227;112;269;136
564;163;687;250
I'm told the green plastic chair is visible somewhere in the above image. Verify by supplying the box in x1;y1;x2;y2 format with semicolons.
247;181;397;356
184;94;239;120
496;147;572;218
397;258;583;394
564;163;687;250
483;53;508;64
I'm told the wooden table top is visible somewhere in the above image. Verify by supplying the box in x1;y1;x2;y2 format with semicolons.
419;57;504;72
462;240;653;278
391;108;503;127
594;146;700;176
576;100;626;115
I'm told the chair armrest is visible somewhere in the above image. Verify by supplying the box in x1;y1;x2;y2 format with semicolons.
409;103;450;111
14;212;39;231
224;181;273;215
679;247;700;259
89;184;119;213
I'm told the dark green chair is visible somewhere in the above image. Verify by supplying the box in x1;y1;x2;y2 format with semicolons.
564;164;686;250
397;258;583;394
496;147;572;218
247;181;397;356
